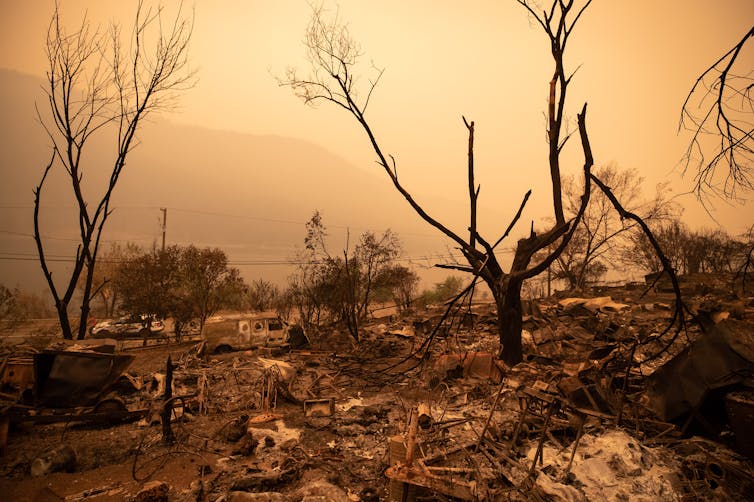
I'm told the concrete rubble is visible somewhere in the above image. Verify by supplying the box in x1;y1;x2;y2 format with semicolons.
1;274;754;500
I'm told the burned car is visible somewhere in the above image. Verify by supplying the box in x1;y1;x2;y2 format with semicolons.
90;315;164;339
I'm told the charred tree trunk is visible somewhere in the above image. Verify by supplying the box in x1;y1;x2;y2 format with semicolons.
56;302;73;341
161;355;175;445
498;277;524;365
77;294;92;341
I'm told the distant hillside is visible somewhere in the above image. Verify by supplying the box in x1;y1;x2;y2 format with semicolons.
0;69;475;293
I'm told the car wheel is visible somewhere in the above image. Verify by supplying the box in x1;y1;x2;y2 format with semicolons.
93;397;127;414
93;397;127;422
215;344;232;354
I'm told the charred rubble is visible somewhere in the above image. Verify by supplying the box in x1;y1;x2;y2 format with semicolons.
1;274;753;501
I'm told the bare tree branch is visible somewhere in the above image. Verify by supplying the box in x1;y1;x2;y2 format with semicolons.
680;26;754;198
590;173;692;363
35;2;194;339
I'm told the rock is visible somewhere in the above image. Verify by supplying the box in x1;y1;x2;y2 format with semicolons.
30;444;77;476
233;432;258;456
134;480;170;502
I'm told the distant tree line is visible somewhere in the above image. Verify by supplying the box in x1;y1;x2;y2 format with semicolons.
525;163;753;293
527;211;753;296
533;164;679;291
8;214;750;339
101;245;245;339
68;216;430;342
628;222;752;277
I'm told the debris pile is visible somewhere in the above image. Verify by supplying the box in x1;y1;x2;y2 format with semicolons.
1;277;753;500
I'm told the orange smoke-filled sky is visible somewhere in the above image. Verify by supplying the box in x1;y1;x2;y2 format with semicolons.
1;0;752;232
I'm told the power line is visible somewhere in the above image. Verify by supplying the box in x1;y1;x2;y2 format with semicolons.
0;204;474;272
0;204;451;239
0;228;160;244
0;205;378;229
0;229;81;243
166;207;449;239
0;252;466;266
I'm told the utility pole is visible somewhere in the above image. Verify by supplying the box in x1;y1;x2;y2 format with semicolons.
161;207;167;251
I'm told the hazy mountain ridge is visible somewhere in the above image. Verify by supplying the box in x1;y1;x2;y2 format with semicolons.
0;68;468;291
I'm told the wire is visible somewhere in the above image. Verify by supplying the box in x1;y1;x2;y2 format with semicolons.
0;229;158;244
0;205;448;239
0;205;488;268
0;252;466;266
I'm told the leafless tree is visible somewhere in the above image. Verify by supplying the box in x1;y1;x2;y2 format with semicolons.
281;1;596;364
680;26;754;198
34;2;194;339
626;219;747;278
0;285;18;324
550;165;678;290
735;224;754;293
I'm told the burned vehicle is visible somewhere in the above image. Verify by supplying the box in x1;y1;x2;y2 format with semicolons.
0;342;140;453
202;313;306;353
90;315;164;339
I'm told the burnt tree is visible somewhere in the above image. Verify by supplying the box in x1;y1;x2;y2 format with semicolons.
34;3;194;339
282;1;596;365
